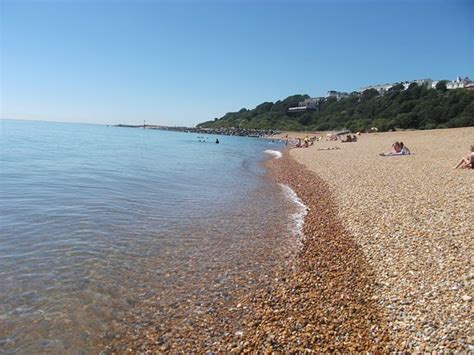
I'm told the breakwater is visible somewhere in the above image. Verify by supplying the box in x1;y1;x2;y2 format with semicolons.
115;124;280;137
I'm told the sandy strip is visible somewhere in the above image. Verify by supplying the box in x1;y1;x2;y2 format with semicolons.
287;127;474;351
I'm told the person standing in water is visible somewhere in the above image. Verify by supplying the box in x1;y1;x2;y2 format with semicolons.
215;138;219;144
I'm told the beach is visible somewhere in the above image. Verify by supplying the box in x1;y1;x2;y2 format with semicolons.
278;127;473;351
106;151;390;353
105;127;472;352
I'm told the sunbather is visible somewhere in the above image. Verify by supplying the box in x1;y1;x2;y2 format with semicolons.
380;141;411;156
341;134;353;143
399;142;410;155
454;145;474;169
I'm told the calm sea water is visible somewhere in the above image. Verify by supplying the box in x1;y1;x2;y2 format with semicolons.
0;119;302;353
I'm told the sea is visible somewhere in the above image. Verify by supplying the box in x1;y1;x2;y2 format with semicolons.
0;119;305;353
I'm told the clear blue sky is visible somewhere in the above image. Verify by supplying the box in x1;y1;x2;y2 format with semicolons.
1;0;473;126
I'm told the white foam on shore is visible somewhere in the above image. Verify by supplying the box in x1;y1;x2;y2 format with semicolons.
264;149;282;159
279;183;308;238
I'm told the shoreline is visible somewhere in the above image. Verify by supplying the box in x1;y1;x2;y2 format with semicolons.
105;127;472;351
230;151;391;351
105;148;391;352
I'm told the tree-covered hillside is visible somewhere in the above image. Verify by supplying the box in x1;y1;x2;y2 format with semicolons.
198;84;474;132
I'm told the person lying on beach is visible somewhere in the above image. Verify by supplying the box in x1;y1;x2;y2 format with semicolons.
454;145;474;169
317;147;341;151
341;134;353;143
379;141;411;156
341;134;358;143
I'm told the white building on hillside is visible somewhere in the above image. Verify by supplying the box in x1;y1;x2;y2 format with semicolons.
359;76;474;94
446;76;472;89
402;78;434;89
326;90;351;100
431;76;473;89
288;97;325;113
299;97;325;108
358;83;394;95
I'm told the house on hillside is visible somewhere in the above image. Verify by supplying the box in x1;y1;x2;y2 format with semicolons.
358;83;394;95
445;76;472;89
288;97;325;113
402;78;434;89
326;91;350;100
431;76;473;89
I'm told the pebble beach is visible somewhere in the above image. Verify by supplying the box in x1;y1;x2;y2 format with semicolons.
106;151;391;352
284;127;474;351
106;127;472;352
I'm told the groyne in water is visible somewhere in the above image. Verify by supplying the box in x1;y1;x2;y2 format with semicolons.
115;124;280;138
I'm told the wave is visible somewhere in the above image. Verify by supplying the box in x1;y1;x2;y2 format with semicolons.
264;149;282;159
278;184;308;237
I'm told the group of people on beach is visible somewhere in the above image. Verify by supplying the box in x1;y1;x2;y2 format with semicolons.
379;142;473;169
291;134;359;148
295;136;315;148
288;135;315;148
287;132;363;148
284;133;472;170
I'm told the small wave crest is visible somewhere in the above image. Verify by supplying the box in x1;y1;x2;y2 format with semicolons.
264;150;282;159
279;184;308;238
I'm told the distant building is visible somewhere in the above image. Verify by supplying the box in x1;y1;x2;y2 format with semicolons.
288;97;325;113
402;78;434;89
299;97;325;108
326;91;350;100
446;76;472;89
289;75;472;114
431;76;473;90
288;106;310;113
360;79;435;95
358;83;394;95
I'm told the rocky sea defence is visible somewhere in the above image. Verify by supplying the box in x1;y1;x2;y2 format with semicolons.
116;124;280;138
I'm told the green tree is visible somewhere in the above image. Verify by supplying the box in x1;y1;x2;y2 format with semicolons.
198;88;474;131
361;88;379;101
436;81;448;92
